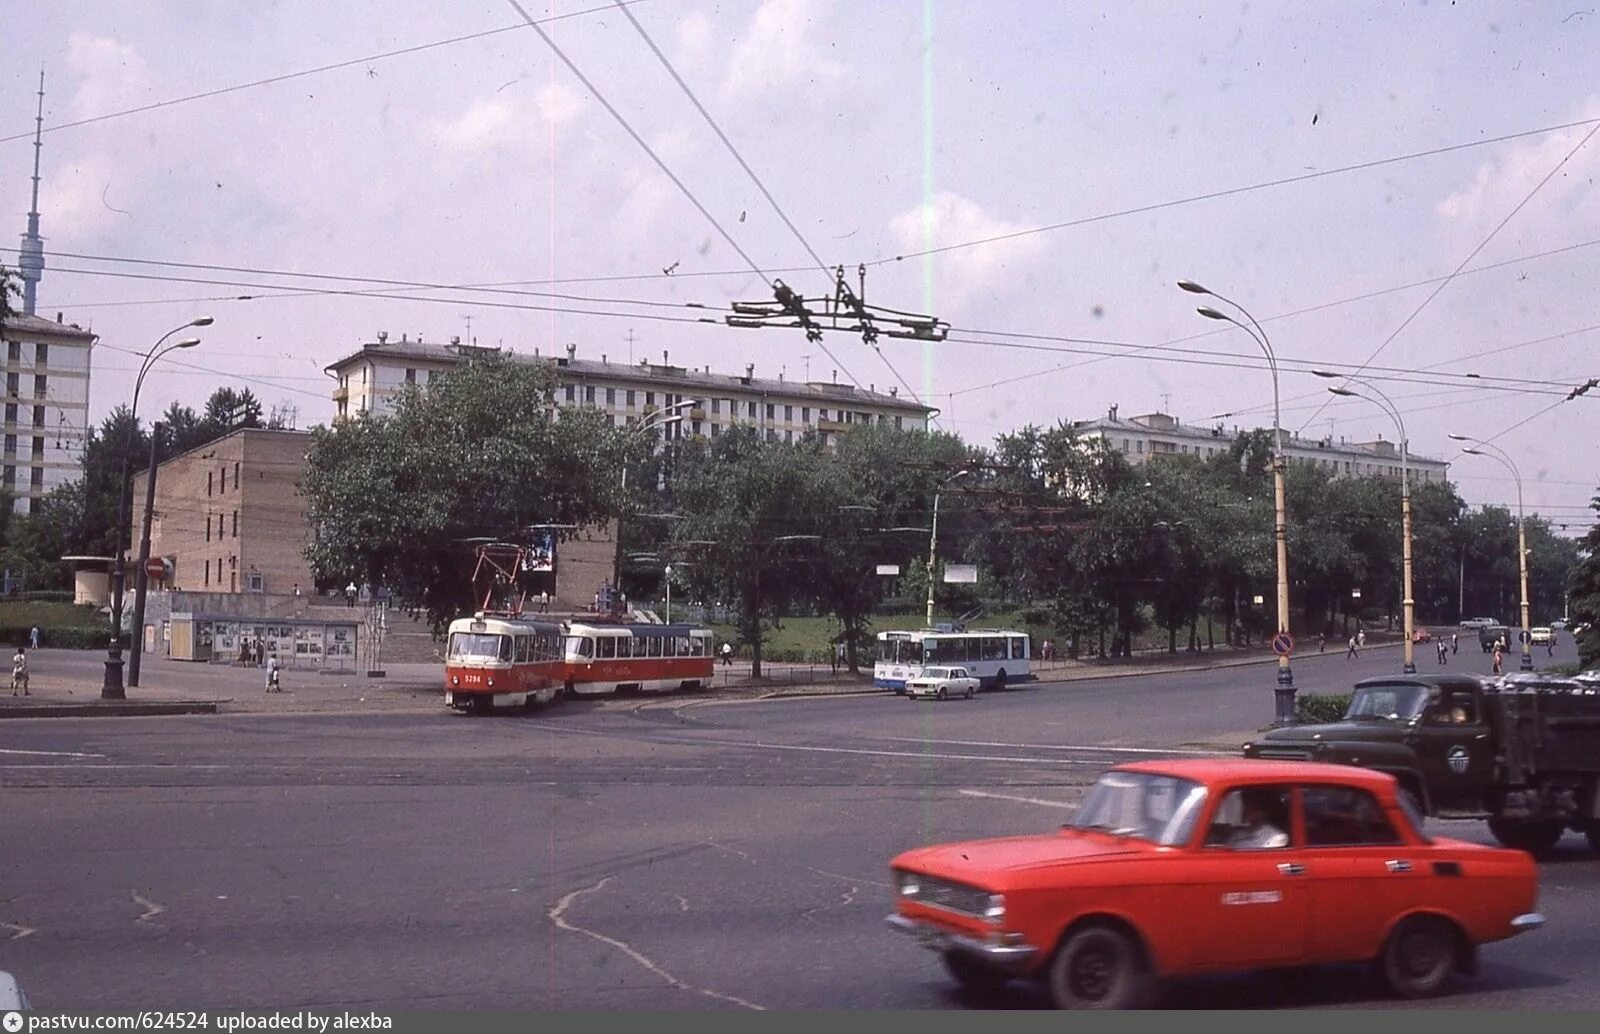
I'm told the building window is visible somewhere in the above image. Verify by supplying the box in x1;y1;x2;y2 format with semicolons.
765;403;775;420
802;407;810;423
606;387;616;406
235;461;241;487
711;398;720;414
246;572;265;593
766;428;777;442
710;424;719;438
1136;440;1144;454
204;560;210;587
31;405;43;428
784;405;793;422
692;420;702;436
584;385;595;404
2;434;13;456
565;384;575;402
747;400;757;418
405;368;416;384
626;389;635;407
35;343;48;366
33;374;46;398
218;513;225;539
28;466;40;488
207;471;214;496
785;429;793;442
232;511;238;538
5;342;16;362
426;369;436;383
221;466;227;493
31;435;42;457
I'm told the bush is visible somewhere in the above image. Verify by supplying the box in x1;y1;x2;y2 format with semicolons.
0;625;128;650
1295;693;1351;724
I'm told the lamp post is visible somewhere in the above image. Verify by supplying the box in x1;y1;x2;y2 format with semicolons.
664;563;673;623
1449;435;1532;672
1316;371;1415;674
613;398;699;603
103;318;211;699
925;469;970;628
1179;280;1295;725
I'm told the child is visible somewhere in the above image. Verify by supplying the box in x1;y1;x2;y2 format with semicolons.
265;654;282;693
10;645;28;696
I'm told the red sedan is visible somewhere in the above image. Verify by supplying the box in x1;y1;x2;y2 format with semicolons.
887;759;1542;1008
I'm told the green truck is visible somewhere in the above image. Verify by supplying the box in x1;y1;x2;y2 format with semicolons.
1244;672;1600;855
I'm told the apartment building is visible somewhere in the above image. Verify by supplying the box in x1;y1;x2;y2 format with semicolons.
324;334;934;441
1075;406;1450;484
131;428;315;594
0;312;94;514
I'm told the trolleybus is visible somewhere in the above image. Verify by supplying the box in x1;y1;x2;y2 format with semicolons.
873;628;1031;692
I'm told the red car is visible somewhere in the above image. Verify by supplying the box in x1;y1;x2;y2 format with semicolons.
1413;629;1433;644
887;759;1543;1008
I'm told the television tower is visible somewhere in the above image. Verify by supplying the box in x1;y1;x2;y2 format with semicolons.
18;70;46;316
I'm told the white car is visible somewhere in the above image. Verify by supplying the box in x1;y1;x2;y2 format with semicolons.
904;666;980;700
0;970;29;1010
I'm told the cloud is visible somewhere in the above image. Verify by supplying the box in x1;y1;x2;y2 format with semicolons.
722;0;844;103
426;83;586;156
676;10;714;57
40;154;123;240
1435;96;1600;228
66;32;150;119
889;191;1051;312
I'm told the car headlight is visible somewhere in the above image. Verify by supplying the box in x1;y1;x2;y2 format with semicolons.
897;872;921;897
983;893;1006;923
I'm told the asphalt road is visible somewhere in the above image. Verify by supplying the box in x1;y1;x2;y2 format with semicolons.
4;639;1595;1011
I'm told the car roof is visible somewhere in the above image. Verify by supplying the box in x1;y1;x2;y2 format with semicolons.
1114;758;1397;791
1352;672;1489;692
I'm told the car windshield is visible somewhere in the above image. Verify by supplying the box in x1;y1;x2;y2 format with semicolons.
1066;772;1208;846
448;632;510;662
922;667;949;678
1345;684;1429;721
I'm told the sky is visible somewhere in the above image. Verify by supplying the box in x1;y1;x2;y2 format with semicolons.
4;0;1598;533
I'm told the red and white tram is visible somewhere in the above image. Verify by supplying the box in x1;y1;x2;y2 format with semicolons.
563;622;715;696
444;614;565;713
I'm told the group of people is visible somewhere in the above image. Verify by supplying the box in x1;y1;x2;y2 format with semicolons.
1434;633;1459;665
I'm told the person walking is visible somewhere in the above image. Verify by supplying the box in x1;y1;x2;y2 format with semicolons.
1451;632;1459;655
29;626;40;650
1357;628;1366;649
720;642;733;667
1318;632;1327;653
1492;643;1504;676
345;582;357;608
1547;630;1557;657
265;653;282;693
1437;640;1448;665
10;645;28;696
1346;635;1359;660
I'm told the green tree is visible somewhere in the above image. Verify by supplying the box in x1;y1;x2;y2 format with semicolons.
300;357;628;629
1569;493;1600;668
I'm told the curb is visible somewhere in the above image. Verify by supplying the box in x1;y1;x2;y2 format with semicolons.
0;700;222;719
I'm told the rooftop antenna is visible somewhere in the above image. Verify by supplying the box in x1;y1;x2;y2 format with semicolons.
800;353;812;381
626;328;636;365
1160;392;1171;413
19;68;47;316
461;313;474;346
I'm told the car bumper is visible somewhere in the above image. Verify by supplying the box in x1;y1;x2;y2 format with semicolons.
1510;912;1546;935
885;913;1039;971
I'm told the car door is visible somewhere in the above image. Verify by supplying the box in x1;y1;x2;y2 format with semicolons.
1172;785;1310;969
1412;688;1493;812
1301;783;1422;963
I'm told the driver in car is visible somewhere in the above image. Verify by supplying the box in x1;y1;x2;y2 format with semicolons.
1229;793;1289;850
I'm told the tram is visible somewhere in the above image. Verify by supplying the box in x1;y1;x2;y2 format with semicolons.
563;621;715;696
443;613;566;713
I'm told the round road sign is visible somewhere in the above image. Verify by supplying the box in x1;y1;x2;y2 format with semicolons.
145;557;166;580
1271;632;1295;657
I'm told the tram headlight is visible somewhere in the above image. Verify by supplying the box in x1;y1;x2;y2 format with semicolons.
487;677;496;688
451;676;459;686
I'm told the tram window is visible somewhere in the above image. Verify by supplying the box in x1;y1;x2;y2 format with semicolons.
515;636;530;663
676;636;691;656
566;636;593;659
500;637;513;662
598;637;617;659
647;635;662;658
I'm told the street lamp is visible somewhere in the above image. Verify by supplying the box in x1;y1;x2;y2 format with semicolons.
1179;281;1295;724
103;317;211;699
613;398;699;604
1449;434;1532;672
925;469;971;627
1316;370;1416;674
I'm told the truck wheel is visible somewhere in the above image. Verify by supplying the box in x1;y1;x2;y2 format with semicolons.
1380;915;1457;999
1487;817;1564;855
1046;925;1154;1009
942;953;1009;995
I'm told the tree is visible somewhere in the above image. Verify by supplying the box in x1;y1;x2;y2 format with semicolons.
1569;493;1600;668
203;386;263;431
301;357;628;629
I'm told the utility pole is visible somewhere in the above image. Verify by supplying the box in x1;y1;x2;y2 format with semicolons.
128;422;163;687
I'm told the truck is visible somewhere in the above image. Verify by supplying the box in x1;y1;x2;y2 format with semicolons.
1243;672;1600;855
1478;625;1512;652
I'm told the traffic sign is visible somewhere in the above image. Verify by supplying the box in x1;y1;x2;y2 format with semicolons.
1271;632;1295;657
1519;629;1532;645
145;557;166;580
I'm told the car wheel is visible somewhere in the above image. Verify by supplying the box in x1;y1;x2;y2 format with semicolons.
1046;925;1154;1010
1487;816;1564;855
966;685;975;699
1380;915;1457;999
937;687;947;701
942;953;1010;995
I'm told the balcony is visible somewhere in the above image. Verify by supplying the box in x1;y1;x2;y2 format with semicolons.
332;386;349;403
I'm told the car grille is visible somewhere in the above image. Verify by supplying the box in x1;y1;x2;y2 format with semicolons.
907;875;990;917
1251;747;1313;761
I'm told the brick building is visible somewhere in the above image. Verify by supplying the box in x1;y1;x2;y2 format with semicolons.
132;428;314;594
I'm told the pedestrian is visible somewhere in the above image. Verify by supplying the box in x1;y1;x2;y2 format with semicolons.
1357;628;1366;649
345;581;357;608
29;625;39;649
720;642;733;667
293;584;301;598
1318;632;1327;653
830;642;840;675
265;653;282;693
1547;632;1556;657
10;645;28;696
255;638;265;667
1451;632;1458;655
1042;639;1054;662
1437;641;1448;665
1492;643;1504;676
1346;635;1359;660
238;639;250;666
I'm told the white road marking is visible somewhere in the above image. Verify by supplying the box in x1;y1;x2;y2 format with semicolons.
0;747;106;758
549;876;764;1011
709;739;1106;765
0;921;37;940
132;891;165;923
880;736;1221;756
704;839;756;865
0;764;232;770
808;867;892;889
959;789;1079;809
672;894;690;913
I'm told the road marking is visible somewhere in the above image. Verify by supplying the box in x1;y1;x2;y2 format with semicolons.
809;867;892;889
880;736;1221;756
549;876;764;1010
0;764;233;770
0;747;107;759
132;891;165;923
710;739;1107;765
0;921;37;940
959;789;1079;809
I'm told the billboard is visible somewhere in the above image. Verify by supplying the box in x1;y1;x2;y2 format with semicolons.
524;531;555;573
943;564;978;584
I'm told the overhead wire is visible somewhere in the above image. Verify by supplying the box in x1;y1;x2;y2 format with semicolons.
612;0;922;411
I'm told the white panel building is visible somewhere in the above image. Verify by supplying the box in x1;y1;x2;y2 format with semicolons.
1;312;95;514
